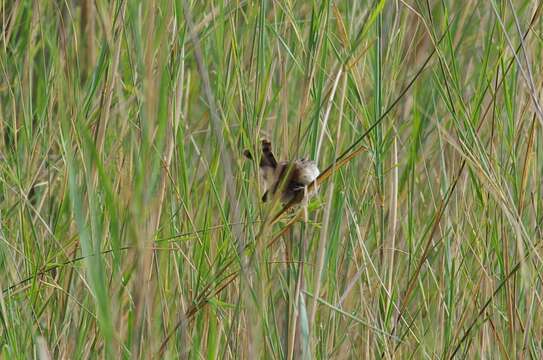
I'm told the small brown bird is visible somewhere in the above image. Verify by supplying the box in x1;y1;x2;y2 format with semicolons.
244;139;320;204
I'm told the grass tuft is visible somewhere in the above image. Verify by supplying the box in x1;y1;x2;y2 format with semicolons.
1;0;543;357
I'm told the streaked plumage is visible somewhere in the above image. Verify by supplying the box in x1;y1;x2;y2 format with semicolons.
244;139;320;204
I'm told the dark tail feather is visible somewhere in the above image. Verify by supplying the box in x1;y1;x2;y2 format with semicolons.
261;139;278;168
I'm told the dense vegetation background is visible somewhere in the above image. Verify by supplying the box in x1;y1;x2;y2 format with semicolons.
1;0;543;358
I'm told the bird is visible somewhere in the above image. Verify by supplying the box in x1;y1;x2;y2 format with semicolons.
244;139;320;204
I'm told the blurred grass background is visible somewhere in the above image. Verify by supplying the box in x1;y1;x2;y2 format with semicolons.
1;0;543;358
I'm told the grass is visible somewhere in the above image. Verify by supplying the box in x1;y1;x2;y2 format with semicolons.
1;0;543;358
